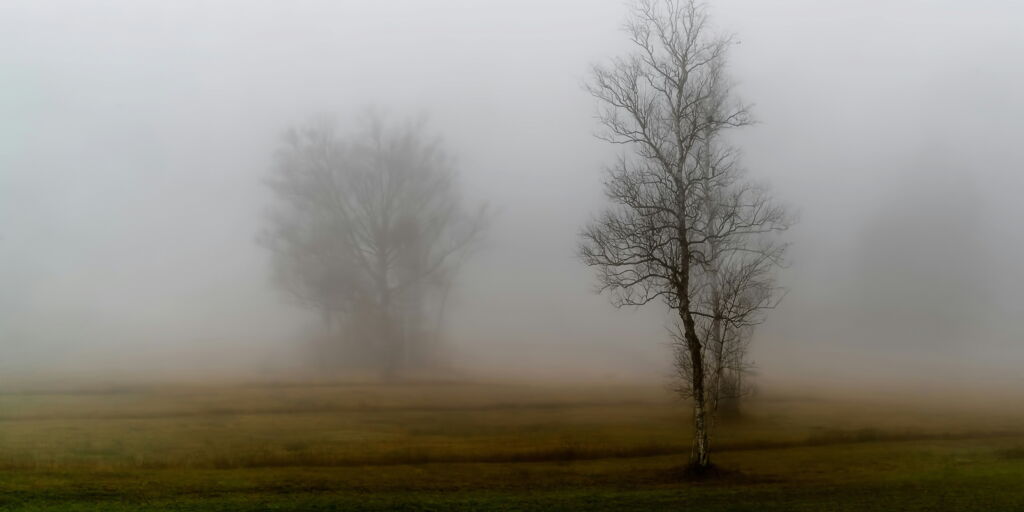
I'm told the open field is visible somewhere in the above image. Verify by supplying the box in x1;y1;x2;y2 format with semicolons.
0;378;1021;510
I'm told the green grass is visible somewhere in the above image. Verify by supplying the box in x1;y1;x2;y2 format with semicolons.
0;378;1020;510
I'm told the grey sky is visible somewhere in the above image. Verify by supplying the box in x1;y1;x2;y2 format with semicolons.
2;0;1022;384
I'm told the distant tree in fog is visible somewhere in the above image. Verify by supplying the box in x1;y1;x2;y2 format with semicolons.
260;112;487;378
854;170;991;352
579;0;789;471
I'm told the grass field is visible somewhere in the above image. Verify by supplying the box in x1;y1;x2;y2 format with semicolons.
0;377;1021;510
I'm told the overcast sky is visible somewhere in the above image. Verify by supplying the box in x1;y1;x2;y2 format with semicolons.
2;0;1023;385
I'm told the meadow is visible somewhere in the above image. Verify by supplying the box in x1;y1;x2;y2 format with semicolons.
0;377;1021;510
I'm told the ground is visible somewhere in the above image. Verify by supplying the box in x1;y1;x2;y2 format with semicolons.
0;377;1021;510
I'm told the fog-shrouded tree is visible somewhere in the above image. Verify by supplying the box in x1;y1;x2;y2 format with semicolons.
260;111;487;378
580;0;789;471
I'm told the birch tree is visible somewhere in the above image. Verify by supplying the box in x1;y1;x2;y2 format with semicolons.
580;0;789;471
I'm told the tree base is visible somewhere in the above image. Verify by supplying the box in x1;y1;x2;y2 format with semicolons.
671;461;738;481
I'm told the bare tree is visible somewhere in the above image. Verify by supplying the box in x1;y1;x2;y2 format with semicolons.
682;168;788;425
580;0;789;471
260;111;487;378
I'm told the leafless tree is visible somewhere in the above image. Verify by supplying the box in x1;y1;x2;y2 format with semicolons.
260;111;487;378
681;165;788;425
580;0;789;471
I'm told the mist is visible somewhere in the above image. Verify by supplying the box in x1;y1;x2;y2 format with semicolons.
2;0;1022;389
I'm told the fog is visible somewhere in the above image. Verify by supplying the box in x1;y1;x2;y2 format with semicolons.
2;0;1022;387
